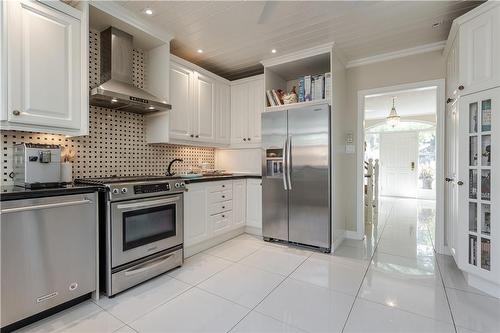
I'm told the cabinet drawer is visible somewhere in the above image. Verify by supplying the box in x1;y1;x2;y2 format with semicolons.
209;200;232;216
208;181;232;193
211;211;233;233
208;190;232;203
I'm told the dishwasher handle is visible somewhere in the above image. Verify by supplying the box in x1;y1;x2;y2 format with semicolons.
0;199;92;214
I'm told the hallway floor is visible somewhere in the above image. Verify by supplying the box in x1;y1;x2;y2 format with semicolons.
15;197;500;333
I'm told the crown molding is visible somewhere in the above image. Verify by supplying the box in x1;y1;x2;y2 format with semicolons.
260;42;335;68
346;41;446;69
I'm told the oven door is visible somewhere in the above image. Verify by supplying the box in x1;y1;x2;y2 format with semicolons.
110;194;183;268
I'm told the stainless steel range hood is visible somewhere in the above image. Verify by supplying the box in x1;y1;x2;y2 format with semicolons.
90;27;171;113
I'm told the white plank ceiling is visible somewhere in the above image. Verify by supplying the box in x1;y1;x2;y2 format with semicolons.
116;1;482;80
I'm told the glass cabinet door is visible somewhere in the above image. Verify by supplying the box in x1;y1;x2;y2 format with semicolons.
459;88;498;283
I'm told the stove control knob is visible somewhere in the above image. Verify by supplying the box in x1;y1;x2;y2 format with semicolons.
174;183;180;188
121;187;128;194
112;188;119;194
180;182;185;188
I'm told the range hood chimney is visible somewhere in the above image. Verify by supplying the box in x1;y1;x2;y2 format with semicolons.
89;27;171;113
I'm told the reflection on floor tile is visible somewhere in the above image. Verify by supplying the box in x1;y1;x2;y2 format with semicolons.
129;287;249;333
167;252;232;285
344;298;455;333
94;274;191;323
446;287;500;333
255;278;355;333
238;245;310;275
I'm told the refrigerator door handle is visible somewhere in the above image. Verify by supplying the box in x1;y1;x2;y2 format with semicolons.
287;135;292;190
283;137;288;190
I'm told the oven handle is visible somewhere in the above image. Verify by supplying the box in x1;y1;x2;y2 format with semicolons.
115;196;181;211
124;252;176;277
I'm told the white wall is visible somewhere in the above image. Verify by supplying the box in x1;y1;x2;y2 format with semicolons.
344;50;446;231
215;148;261;174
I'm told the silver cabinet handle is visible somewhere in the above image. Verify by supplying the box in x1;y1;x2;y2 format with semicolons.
286;135;292;190
283;137;288;190
1;199;92;214
124;253;175;277
12;110;21;116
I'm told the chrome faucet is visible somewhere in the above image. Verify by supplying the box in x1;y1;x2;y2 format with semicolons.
166;159;183;176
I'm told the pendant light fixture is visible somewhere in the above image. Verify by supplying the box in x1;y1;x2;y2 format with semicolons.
386;96;400;127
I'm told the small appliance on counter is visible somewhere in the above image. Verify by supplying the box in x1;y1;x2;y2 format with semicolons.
13;143;62;189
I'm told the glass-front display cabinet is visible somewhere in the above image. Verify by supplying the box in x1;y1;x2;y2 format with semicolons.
459;87;499;288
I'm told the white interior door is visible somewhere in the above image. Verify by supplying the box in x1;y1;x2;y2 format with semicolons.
380;131;418;197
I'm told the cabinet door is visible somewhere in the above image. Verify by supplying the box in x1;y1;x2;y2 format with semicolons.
459;5;500;96
170;62;194;140
232;179;246;228
230;84;249;144
7;0;81;129
194;72;215;142
248;79;264;143
458;87;499;284
246;179;262;229
446;36;459;101
215;82;231;145
184;183;209;246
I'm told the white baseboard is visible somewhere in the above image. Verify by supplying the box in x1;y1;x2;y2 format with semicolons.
466;273;500;299
245;226;262;236
184;227;245;258
345;230;364;240
332;231;346;251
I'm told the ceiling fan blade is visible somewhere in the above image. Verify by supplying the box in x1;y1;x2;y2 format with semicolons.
257;1;278;24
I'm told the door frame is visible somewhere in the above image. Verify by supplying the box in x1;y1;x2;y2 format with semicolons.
355;79;446;254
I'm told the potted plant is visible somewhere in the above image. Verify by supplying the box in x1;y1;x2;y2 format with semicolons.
419;166;434;189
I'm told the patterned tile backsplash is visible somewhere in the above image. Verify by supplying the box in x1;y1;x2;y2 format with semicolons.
0;29;214;186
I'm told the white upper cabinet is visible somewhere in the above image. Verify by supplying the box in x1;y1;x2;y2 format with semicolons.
230;75;264;147
169;61;194;140
2;0;88;135
194;72;215;143
164;56;229;146
215;82;231;145
457;4;500;96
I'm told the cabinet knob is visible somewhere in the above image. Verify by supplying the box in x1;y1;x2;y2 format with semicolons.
190;134;194;138
446;98;454;104
222;195;225;198
222;206;225;209
12;110;21;116
222;215;225;218
195;135;199;138
248;138;251;141
458;85;464;91
445;177;453;182
457;180;464;186
243;138;247;141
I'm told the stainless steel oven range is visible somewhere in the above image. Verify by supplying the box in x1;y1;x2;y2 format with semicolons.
76;176;186;296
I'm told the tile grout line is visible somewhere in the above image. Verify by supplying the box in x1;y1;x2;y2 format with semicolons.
340;198;396;333
225;248;314;333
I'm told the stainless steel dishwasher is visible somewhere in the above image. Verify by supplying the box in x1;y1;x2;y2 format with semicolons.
0;193;97;329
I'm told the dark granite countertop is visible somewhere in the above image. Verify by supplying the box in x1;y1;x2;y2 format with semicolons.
183;174;261;184
0;184;104;201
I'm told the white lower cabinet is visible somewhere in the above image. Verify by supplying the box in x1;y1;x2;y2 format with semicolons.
246;179;262;232
184;179;247;256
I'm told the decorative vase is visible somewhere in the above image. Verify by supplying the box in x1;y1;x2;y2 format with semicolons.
61;162;73;183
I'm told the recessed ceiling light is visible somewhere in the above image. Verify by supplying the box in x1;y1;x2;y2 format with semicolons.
144;8;153;15
271;49;277;54
197;49;203;54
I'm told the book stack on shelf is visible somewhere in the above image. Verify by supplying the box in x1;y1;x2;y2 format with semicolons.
266;72;331;107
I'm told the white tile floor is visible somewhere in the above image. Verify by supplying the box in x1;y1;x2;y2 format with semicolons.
15;197;500;333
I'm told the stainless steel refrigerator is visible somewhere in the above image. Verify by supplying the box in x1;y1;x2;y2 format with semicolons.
261;103;331;252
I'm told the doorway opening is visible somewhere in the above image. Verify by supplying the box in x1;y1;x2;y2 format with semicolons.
356;80;445;253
